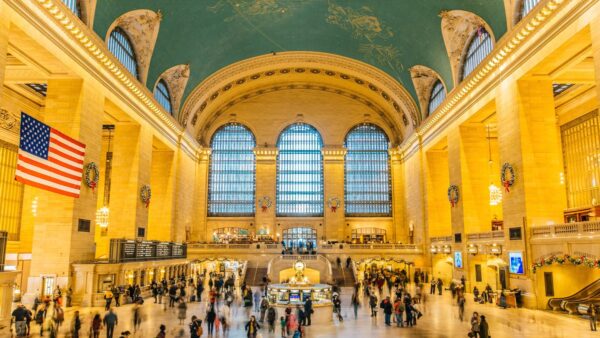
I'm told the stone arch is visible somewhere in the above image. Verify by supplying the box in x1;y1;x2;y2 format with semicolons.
439;10;496;87
105;9;161;85
409;65;447;121
180;52;420;144
153;64;190;118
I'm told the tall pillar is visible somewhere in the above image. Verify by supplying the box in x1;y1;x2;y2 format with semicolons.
496;77;565;300
25;78;103;304
254;147;278;240
590;18;600;103
192;148;210;242
148;148;175;241
0;1;9;101
96;124;153;257
403;146;425;245
447;128;470;286
322;147;346;241
172;148;199;243
425;149;451;237
390;148;406;243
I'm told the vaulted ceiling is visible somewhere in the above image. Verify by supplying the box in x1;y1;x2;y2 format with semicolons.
93;0;507;107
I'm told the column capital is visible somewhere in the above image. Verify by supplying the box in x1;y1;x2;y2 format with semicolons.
389;148;403;164
322;146;346;162
197;147;211;163
254;146;278;163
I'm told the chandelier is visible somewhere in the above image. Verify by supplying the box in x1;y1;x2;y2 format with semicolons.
489;184;502;206
96;206;110;229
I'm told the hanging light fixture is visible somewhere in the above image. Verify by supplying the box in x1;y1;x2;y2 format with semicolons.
487;125;502;206
96;125;114;234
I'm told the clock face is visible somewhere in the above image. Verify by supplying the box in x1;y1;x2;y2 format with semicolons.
294;261;305;271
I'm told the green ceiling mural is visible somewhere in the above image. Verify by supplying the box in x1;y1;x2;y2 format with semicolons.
93;0;507;107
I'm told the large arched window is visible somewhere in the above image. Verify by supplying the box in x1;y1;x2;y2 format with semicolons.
461;29;493;80
154;80;172;115
208;123;256;216
108;27;139;79
517;0;541;22
283;227;317;249
344;124;391;216
61;0;81;18
428;80;446;116
276;123;324;216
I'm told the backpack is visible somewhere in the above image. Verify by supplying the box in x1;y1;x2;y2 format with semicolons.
267;307;276;321
197;326;203;336
35;310;44;324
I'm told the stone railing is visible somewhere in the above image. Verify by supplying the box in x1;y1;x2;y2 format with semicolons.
188;243;423;255
530;221;600;239
466;231;505;241
430;236;452;243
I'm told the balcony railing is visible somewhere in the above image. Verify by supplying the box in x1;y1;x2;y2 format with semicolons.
430;236;452;243
466;231;505;241
188;242;422;253
530;220;600;238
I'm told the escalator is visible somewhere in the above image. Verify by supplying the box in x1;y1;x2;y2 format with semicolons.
547;278;600;312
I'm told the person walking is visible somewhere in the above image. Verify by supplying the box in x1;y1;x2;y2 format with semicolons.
393;297;404;327
205;304;216;335
71;310;81;338
351;293;360;319
259;296;269;323
177;299;188;325
381;296;393;326
103;308;118;338
589;304;598;331
437;278;443;295
91;313;102;338
189;316;203;338
12;303;30;337
104;289;114;311
479;315;489;338
369;294;378;317
267;306;277;333
304;298;312;326
470;312;480;338
245;315;261;338
253;290;262;313
458;294;466;321
430;279;436;295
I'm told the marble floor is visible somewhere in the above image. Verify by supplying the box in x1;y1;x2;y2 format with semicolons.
18;286;596;338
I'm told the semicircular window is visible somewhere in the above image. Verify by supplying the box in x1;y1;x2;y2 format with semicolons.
428;80;446;116
208;123;256;216
107;27;139;79
61;0;81;17
344;124;391;216
461;28;493;81
276;123;324;217
154;80;172;115
517;0;541;22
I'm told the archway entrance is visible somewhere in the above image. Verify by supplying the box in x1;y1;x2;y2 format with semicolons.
282;227;317;249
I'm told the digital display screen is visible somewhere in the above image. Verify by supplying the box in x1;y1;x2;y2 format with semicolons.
290;293;300;302
509;252;524;274
454;251;463;268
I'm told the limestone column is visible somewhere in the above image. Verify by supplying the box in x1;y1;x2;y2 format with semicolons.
322;147;346;241
447;128;469;287
148;148;175;241
390;148;406;243
496;78;565;302
254;147;278;240
0;1;9;100
96;123;153;257
424;149;451;238
403;145;425;245
171;148;199;243
191;148;210;242
24;78;103;304
590;18;600;106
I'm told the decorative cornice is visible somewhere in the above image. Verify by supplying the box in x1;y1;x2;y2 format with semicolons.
254;147;278;162
16;0;197;151
415;0;570;145
322;146;347;162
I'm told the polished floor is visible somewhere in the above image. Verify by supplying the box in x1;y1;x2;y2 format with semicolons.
22;285;595;338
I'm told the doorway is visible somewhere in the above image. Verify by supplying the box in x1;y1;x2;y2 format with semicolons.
282;227;317;249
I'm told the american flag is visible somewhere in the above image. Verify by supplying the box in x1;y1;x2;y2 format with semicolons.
15;113;86;198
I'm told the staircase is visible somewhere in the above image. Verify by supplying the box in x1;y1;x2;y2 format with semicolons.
331;264;356;287
244;265;268;286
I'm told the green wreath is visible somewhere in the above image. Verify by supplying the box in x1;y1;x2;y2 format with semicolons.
448;185;459;207
140;184;152;208
501;163;516;192
84;162;99;192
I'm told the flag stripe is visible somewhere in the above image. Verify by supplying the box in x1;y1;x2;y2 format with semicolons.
15;170;81;196
50;136;85;157
48;146;84;165
48;152;84;172
19;151;82;178
17;165;81;189
17;159;81;185
51;128;85;150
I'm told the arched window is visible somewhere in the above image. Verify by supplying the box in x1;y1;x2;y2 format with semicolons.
344;124;391;216
208;123;256;216
154;80;172;114
428;80;446;115
61;0;81;18
108;27;139;79
461;28;493;80
276;123;323;216
517;0;541;22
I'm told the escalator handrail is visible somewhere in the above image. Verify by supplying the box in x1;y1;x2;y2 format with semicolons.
549;278;600;308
